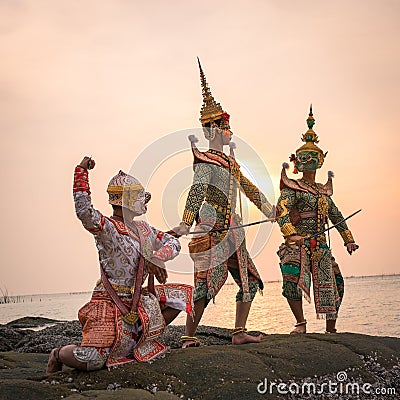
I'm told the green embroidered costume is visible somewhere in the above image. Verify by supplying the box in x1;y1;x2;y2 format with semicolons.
181;59;274;306
276;107;355;320
183;143;273;305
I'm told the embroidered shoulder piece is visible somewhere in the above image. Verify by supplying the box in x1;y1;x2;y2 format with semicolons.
323;172;334;196
191;143;229;168
279;166;310;193
280;166;333;196
106;217;139;241
206;149;230;168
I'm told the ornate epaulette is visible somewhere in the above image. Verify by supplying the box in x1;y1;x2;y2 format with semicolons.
205;149;230;168
106;217;143;243
189;139;229;169
279;164;309;193
106;217;130;235
280;163;333;196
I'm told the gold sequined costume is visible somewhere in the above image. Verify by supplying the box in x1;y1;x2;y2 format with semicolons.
276;108;356;320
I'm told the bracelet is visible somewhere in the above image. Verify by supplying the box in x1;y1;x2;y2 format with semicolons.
340;229;355;245
281;222;297;238
180;335;199;342
231;327;248;336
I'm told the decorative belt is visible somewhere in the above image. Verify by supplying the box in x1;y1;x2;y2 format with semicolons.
299;211;317;219
95;279;132;294
95;280;151;296
296;232;327;245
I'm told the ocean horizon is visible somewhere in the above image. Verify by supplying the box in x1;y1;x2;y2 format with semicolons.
1;275;399;338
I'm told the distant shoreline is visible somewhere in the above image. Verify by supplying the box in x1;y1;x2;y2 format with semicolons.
2;273;399;298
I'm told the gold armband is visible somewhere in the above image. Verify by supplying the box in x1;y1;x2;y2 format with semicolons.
280;222;297;238
182;210;196;226
340;229;355;245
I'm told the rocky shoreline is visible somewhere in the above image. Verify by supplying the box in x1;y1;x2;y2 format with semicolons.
0;317;399;399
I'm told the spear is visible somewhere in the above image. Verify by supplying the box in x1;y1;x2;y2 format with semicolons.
287;209;362;246
189;217;275;235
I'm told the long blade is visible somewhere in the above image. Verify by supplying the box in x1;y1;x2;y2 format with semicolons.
308;209;362;239
189;217;275;235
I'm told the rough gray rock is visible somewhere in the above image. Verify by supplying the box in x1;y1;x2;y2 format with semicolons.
0;332;399;400
0;326;29;351
15;321;82;353
2;318;252;353
6;316;62;329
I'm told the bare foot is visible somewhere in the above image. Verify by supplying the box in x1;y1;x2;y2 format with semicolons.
232;332;263;345
182;340;200;349
290;325;307;334
46;348;63;375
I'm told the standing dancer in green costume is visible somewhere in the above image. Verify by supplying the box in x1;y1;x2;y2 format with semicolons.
276;106;359;334
173;60;275;347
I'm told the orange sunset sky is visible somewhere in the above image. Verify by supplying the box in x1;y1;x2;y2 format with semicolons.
0;0;399;295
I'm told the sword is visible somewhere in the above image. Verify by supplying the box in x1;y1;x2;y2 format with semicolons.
288;209;362;244
189;217;275;235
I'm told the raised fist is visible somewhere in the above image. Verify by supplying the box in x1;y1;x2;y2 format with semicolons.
79;156;95;170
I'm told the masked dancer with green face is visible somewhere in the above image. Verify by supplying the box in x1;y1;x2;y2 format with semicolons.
172;60;275;347
276;106;359;334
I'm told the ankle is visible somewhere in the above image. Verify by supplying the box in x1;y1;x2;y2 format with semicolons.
325;328;337;334
231;327;247;337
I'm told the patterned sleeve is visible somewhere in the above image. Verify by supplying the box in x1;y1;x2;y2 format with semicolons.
150;228;181;261
327;197;355;244
276;187;297;238
239;173;274;217
73;166;106;233
181;162;213;227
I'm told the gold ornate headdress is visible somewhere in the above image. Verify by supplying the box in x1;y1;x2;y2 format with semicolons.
198;58;230;130
295;105;326;168
107;170;151;213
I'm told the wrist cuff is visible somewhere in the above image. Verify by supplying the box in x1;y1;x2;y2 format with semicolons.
182;210;195;227
341;229;355;245
281;222;297;238
73;166;90;194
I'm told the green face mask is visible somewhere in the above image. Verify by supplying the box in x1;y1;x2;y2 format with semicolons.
296;151;319;171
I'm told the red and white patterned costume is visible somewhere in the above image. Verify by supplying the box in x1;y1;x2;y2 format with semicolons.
72;166;193;369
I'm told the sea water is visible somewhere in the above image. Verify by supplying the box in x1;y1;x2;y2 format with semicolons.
1;275;399;337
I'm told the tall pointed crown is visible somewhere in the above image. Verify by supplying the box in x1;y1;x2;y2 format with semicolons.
295;105;326;168
198;58;229;125
296;104;324;156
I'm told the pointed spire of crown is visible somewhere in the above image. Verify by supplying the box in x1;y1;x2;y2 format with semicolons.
301;103;319;144
197;57;226;125
307;104;315;129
